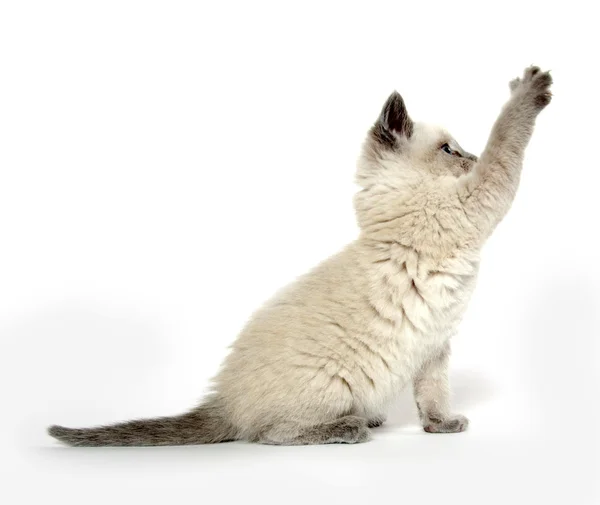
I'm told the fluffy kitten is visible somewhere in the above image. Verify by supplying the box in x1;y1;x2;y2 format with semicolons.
48;66;552;446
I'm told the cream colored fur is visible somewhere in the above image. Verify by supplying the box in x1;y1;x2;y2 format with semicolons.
48;66;552;446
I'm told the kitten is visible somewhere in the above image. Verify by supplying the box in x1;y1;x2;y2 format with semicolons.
48;66;552;446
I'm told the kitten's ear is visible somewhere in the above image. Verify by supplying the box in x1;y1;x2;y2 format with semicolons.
371;91;414;147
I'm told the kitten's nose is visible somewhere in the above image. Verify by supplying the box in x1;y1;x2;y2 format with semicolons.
465;153;478;162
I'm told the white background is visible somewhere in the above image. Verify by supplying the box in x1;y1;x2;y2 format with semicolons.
1;1;598;504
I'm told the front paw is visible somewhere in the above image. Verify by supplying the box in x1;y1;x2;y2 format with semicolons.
423;414;469;434
509;65;553;110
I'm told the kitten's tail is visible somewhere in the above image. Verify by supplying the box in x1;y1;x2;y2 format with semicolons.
47;402;237;447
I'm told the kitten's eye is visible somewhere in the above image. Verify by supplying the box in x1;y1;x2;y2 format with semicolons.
441;143;453;154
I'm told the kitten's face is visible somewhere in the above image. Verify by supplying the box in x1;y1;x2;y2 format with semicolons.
409;122;477;178
357;92;477;188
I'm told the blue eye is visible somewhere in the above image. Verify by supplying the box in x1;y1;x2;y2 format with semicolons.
441;143;453;154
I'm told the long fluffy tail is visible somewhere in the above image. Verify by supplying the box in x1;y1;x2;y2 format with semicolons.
47;403;237;447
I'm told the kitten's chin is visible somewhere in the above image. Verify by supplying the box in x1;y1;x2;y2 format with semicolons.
461;159;476;174
449;166;472;178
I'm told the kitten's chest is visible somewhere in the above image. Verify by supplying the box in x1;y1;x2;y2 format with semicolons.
367;244;480;344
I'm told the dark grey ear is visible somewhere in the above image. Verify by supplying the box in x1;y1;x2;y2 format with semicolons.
371;91;414;148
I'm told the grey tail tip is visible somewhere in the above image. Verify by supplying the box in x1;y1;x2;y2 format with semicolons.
48;424;71;440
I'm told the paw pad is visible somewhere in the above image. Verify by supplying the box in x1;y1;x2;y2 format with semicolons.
510;66;553;110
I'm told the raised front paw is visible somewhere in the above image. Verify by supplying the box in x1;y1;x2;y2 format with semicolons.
509;65;553;110
423;414;469;434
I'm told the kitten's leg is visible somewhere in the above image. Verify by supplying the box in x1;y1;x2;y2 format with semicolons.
413;344;468;434
460;66;552;234
257;416;371;445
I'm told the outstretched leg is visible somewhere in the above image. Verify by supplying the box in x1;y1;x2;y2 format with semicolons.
460;66;552;237
413;344;468;434
257;416;371;445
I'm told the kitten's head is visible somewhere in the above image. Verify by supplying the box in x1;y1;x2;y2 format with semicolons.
356;91;477;189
